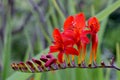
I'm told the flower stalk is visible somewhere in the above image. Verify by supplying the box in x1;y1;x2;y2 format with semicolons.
11;56;120;73
11;12;120;73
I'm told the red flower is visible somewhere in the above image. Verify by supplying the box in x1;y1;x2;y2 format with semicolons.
63;13;90;63
49;28;79;63
64;13;85;32
63;13;87;49
50;13;100;65
11;13;102;72
87;17;100;64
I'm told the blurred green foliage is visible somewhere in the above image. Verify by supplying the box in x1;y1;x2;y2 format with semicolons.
104;19;120;53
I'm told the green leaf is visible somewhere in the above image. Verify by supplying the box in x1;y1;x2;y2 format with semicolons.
96;0;120;21
2;7;13;80
52;0;65;21
116;43;120;79
7;72;33;80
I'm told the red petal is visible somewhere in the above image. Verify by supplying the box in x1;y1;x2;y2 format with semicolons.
92;34;98;45
92;34;98;51
88;17;100;33
64;16;74;30
62;30;75;40
65;47;79;55
81;36;90;44
58;52;64;63
91;34;98;62
63;39;74;47
82;30;91;35
49;46;59;53
62;30;75;46
80;30;90;44
74;13;86;31
53;28;63;43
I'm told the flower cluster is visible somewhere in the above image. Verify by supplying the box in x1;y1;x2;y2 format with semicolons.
11;13;103;72
49;12;100;65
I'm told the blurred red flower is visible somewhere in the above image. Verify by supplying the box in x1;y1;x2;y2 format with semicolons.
49;13;100;65
49;28;79;63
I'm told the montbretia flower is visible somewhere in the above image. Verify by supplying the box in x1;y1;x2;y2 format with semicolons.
11;12;120;73
49;28;79;63
63;13;90;64
87;17;100;65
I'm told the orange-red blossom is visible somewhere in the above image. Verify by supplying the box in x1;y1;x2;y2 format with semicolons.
48;13;100;66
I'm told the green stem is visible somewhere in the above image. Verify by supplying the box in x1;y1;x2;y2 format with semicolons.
96;0;120;21
52;0;65;21
116;43;120;79
68;0;76;15
2;6;12;80
24;29;33;61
